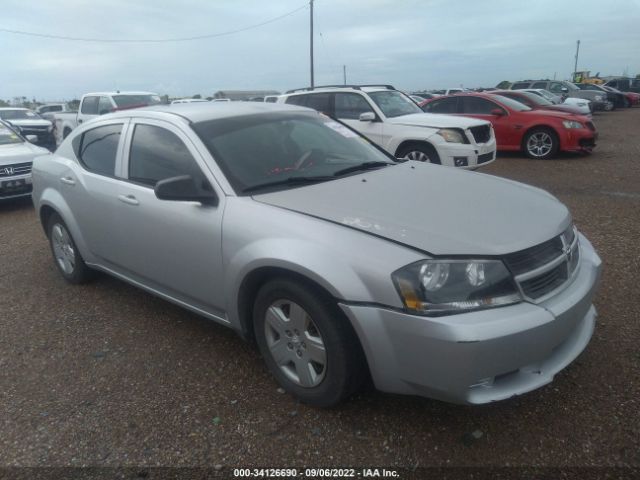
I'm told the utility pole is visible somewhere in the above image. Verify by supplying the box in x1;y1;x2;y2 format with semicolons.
343;65;346;85
310;0;314;89
573;40;580;79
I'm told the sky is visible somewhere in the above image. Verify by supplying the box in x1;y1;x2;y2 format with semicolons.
2;0;639;101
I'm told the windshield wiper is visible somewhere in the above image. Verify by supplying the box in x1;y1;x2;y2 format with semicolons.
243;176;334;194
332;161;393;177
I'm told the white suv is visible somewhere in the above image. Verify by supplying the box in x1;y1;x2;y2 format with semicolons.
278;85;496;169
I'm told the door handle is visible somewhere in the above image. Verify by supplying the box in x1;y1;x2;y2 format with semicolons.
78;119;83;124
118;194;139;206
60;176;76;186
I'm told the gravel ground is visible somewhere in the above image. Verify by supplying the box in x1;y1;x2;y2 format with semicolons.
0;108;639;475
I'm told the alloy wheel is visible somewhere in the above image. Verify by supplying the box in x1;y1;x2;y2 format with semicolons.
526;132;553;158
51;223;76;275
403;150;431;162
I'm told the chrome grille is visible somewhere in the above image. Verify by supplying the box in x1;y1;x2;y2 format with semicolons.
505;226;580;302
0;162;32;177
469;125;491;144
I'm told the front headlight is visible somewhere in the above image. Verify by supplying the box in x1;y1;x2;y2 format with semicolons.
392;259;521;315
436;128;466;143
562;120;583;129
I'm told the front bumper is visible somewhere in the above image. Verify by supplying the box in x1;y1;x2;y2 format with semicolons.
0;173;32;200
562;128;597;153
433;141;497;169
340;234;602;404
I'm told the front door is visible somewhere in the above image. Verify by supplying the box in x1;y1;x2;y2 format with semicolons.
333;93;386;149
111;119;226;316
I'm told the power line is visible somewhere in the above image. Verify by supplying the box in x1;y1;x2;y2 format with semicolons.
0;4;308;43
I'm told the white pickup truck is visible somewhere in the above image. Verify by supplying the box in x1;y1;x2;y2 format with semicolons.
52;91;162;145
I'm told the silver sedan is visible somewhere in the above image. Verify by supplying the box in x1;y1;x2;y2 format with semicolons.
32;103;601;406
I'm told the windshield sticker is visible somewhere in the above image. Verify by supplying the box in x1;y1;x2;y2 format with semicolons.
324;120;358;138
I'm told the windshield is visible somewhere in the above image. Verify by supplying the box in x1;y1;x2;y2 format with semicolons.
367;91;423;118
520;91;553;106
0;123;23;145
492;95;532;111
113;94;163;108
192;112;394;194
0;109;40;120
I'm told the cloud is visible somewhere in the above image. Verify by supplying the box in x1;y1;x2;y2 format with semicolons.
0;0;639;100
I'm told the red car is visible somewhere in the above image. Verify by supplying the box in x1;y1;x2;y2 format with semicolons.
420;93;597;159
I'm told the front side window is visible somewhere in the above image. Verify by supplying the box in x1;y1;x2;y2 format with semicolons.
512;82;532;90
422;98;458;114
303;94;333;115
77;124;122;176
531;82;548;90
81;96;99;115
334;93;374;120
128;124;201;187
192;112;394;194
548;82;565;93
367;91;422;118
491;95;531;111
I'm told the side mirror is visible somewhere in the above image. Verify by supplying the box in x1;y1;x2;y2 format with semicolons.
490;108;505;116
154;175;218;206
25;135;39;143
359;112;376;122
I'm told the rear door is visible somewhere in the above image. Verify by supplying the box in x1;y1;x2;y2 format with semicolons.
333;92;385;148
62;120;129;261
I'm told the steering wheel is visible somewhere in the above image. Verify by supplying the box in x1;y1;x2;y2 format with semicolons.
294;149;317;170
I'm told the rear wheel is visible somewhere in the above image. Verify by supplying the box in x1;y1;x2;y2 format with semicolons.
253;278;367;407
47;213;93;284
523;128;559;159
397;142;441;164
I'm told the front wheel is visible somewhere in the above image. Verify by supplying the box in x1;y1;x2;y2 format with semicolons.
253;278;367;407
47;213;93;284
523;128;559;159
397;143;441;164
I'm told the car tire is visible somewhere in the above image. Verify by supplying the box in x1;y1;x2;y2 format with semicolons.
523;128;559;160
47;213;93;284
397;142;441;164
253;278;367;407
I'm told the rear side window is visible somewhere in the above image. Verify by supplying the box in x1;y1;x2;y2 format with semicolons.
80;96;99;115
511;82;531;90
77;124;122;176
128;124;202;187
462;97;499;114
423;98;458;113
531;82;548;89
300;93;333;115
334;93;374;119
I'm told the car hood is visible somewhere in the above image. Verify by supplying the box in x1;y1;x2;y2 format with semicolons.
253;162;570;256
0;142;50;165
387;113;489;129
5;118;52;127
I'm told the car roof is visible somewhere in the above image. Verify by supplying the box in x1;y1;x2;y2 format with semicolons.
83;91;158;96
107;101;315;123
285;85;395;95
